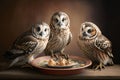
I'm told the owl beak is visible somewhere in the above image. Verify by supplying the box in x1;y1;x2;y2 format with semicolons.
83;32;87;36
39;32;43;36
58;22;62;26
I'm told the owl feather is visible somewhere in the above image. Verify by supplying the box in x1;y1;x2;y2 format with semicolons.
4;22;50;68
45;12;72;57
78;22;113;70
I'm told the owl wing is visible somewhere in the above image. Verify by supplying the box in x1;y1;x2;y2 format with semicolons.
67;31;72;45
13;35;38;54
94;35;113;58
5;35;38;59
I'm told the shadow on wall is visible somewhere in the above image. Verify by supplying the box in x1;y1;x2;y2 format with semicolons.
1;0;119;64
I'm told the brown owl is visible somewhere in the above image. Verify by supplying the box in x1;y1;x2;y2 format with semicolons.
4;22;50;68
44;12;72;59
77;22;114;70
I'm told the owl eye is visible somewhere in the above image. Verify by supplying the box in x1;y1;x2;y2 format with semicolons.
44;28;47;32
55;18;58;23
36;27;41;32
62;18;66;22
87;29;92;33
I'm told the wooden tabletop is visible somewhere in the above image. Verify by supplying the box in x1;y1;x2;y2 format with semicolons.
0;65;120;79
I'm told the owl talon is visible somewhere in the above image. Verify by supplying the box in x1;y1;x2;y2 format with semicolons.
64;54;69;60
54;54;59;60
60;53;69;60
94;63;105;70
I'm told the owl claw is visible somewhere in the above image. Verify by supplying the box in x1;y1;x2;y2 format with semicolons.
64;54;69;60
60;53;69;60
50;53;59;61
54;54;59;60
94;63;105;70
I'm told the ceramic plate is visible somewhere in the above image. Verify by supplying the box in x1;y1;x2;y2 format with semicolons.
31;55;92;75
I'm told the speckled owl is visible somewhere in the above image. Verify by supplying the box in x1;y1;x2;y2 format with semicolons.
45;12;72;58
4;22;50;67
77;22;114;70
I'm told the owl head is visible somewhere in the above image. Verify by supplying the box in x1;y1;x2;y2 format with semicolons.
79;22;101;40
50;12;70;30
32;22;50;39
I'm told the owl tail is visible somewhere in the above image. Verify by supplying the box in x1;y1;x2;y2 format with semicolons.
8;55;27;68
8;57;20;68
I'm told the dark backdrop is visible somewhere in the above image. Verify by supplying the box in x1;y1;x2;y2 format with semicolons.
0;0;120;66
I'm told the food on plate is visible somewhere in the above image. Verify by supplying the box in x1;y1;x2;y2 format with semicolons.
48;56;72;66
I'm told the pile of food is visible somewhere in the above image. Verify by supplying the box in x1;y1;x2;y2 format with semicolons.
48;56;71;66
38;54;86;68
46;54;82;68
37;53;86;68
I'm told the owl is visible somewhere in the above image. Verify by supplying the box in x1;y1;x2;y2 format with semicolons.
4;22;50;68
44;11;72;59
77;22;114;70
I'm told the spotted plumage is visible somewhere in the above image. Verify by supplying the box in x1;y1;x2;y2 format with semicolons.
45;12;72;58
4;22;50;67
77;22;113;70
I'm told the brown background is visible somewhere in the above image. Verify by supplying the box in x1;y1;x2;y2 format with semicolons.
0;0;120;64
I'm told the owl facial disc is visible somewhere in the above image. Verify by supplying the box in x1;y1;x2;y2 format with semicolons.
51;12;70;30
80;22;101;40
32;22;50;39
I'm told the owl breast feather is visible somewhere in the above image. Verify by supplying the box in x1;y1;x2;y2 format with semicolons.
46;29;70;53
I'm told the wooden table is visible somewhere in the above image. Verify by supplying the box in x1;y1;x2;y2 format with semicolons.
0;65;120;79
